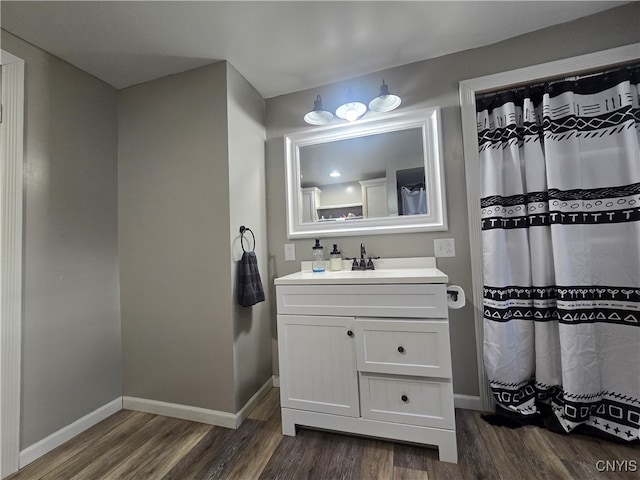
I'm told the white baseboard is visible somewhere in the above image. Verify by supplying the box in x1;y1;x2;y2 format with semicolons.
454;394;483;411
272;375;280;388
123;376;274;430
19;397;123;469
234;377;273;427
122;396;237;429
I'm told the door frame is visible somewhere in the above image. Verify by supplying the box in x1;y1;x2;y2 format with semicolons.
459;43;640;411
0;49;24;479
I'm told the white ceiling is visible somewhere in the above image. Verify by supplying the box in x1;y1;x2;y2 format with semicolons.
0;1;630;98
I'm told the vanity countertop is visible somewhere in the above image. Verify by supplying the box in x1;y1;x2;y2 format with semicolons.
274;257;448;285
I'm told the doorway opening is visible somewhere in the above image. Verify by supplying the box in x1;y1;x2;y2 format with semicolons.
459;43;640;412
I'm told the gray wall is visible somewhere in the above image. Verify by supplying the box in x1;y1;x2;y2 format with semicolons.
119;61;270;414
119;62;236;412
265;3;640;397
226;64;272;411
1;31;122;449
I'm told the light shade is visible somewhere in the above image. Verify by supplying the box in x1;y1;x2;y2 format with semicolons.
335;89;367;122
368;80;401;112
304;95;333;125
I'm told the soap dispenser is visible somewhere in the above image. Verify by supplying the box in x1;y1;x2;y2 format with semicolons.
329;244;342;271
312;239;325;272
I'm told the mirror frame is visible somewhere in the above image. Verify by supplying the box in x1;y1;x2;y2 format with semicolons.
284;107;447;238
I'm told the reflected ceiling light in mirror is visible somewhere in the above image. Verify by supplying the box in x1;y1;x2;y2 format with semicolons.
369;80;401;112
329;170;341;177
304;95;334;125
335;89;367;122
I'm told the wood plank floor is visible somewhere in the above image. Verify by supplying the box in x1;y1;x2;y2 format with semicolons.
9;388;639;480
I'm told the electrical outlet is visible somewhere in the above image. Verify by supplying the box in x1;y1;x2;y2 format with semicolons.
284;243;296;261
434;238;455;257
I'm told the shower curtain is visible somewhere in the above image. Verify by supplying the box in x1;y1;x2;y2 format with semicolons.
477;66;640;442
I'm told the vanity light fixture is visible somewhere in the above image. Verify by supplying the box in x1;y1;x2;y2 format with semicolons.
369;80;402;112
335;89;367;122
305;81;402;125
303;95;334;125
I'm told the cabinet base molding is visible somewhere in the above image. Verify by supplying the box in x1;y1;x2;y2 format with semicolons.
281;407;458;464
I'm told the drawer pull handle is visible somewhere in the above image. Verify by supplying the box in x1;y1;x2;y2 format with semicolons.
397;346;405;354
347;330;354;338
401;395;409;403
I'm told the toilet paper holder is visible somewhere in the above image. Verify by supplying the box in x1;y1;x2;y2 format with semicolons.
446;285;465;309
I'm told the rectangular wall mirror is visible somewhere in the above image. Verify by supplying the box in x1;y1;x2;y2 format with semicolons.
284;107;447;238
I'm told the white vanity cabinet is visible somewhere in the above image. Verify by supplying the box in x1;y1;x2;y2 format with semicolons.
274;259;457;463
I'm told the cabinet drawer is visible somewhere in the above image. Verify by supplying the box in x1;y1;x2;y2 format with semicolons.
276;284;447;318
360;373;454;429
355;320;452;378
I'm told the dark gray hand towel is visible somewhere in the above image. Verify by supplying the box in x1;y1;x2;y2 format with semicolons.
237;251;265;307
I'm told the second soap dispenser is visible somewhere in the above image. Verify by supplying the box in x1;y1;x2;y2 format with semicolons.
329;244;342;271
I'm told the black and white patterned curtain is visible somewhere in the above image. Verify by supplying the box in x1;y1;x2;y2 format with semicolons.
477;65;640;442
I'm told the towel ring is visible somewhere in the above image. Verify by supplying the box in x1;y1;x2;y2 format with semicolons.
239;225;255;252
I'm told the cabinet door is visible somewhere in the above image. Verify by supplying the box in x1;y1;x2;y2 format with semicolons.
301;191;314;223
362;180;388;218
278;315;359;417
300;187;320;223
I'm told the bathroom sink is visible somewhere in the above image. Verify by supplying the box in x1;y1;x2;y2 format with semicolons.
274;257;448;285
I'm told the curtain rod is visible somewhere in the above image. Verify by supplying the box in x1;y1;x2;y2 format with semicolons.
476;62;639;100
